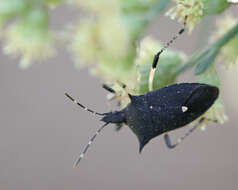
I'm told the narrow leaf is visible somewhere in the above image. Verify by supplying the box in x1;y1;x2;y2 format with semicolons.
194;48;219;75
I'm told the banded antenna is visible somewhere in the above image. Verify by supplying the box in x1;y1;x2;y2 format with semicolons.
65;93;105;116
74;122;109;167
65;92;109;166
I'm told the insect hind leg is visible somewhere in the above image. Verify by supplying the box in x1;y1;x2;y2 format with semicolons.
164;124;198;149
164;118;217;149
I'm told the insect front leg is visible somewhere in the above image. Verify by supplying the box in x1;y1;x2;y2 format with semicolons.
102;84;116;94
148;16;188;91
103;82;132;102
163;118;216;149
102;84;125;131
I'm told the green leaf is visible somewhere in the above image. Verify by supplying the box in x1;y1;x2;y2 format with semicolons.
194;47;219;75
45;0;62;7
137;57;181;94
204;0;229;14
0;0;28;19
197;66;220;86
121;0;169;13
196;67;228;124
176;23;238;75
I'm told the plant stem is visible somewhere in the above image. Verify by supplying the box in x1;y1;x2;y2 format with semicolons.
213;23;238;48
175;23;238;75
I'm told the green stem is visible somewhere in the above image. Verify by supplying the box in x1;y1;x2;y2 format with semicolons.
145;0;170;19
175;23;238;75
213;23;238;48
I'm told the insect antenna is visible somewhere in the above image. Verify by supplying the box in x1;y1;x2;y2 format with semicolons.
65;93;105;116
149;15;188;91
74;122;109;167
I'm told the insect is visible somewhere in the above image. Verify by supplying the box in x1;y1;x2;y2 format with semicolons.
65;16;219;166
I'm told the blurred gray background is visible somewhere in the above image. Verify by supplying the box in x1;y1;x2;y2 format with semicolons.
0;4;238;190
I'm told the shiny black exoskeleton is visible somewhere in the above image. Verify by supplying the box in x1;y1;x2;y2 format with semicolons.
102;83;219;152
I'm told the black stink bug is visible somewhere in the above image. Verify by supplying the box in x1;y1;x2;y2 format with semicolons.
65;16;219;166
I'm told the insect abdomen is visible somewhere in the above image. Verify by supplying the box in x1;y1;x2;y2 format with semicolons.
149;83;219;133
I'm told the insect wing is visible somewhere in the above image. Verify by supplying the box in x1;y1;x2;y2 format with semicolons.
146;83;207;107
146;83;218;132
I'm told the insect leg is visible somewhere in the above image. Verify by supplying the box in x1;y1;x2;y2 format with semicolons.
102;84;116;94
102;83;125;132
117;81;127;91
148;16;188;91
163;118;217;149
103;81;130;97
115;123;123;131
103;83;124;105
164;123;198;149
116;81;134;99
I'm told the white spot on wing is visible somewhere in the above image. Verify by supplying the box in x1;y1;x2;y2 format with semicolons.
182;106;188;112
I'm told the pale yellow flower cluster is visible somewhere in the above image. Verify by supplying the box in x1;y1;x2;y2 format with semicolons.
70;0;131;72
197;67;228;127
227;0;238;3
4;24;54;69
70;0;119;15
2;8;55;69
166;0;204;33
